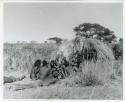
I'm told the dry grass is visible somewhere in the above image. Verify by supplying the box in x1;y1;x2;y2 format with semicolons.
4;78;122;99
70;39;115;85
80;61;112;85
4;43;58;75
4;41;119;85
110;60;123;80
3;60;123;99
3;42;122;99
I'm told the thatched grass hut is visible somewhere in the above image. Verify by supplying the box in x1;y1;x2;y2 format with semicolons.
75;38;114;64
72;38;114;85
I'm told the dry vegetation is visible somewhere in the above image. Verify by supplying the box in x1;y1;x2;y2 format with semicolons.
4;43;58;76
3;41;123;99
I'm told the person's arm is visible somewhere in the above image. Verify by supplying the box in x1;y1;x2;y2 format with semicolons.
42;68;51;80
30;67;36;80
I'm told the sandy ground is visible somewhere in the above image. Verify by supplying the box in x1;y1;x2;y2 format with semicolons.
3;78;122;99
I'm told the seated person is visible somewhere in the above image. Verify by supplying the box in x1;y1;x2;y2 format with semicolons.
30;59;41;80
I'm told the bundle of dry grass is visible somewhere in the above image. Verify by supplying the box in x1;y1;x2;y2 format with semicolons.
78;38;114;85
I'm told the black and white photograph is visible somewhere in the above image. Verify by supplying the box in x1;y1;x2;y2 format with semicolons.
3;2;123;99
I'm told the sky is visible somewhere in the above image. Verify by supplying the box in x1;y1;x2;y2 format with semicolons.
4;3;123;43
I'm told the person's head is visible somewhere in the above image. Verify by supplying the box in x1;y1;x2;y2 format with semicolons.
50;60;55;68
34;59;41;67
42;59;48;67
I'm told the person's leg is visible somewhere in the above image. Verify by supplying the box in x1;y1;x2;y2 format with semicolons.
4;76;26;84
10;80;43;91
4;76;16;83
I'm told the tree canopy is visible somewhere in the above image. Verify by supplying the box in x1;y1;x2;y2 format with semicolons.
48;37;62;45
73;23;116;43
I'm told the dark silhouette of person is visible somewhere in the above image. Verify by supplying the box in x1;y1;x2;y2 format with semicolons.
42;59;48;67
30;59;41;80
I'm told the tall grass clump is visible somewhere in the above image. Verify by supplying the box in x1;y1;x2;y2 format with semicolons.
110;60;123;80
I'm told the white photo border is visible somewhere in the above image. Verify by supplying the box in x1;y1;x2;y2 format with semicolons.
0;0;124;101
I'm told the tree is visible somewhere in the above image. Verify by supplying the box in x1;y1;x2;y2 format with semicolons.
111;38;123;60
48;37;62;45
119;38;123;44
73;23;116;43
30;40;38;44
112;43;123;60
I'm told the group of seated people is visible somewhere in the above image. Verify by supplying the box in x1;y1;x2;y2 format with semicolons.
30;56;71;81
4;53;81;84
30;54;81;81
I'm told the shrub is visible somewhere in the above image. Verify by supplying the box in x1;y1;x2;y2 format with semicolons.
111;43;123;60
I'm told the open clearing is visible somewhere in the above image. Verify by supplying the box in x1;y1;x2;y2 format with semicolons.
4;78;122;99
